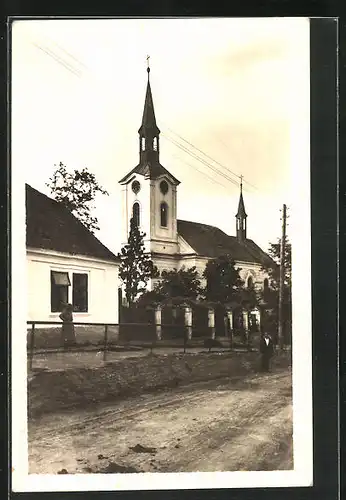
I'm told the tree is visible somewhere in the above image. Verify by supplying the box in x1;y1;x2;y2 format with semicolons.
260;236;292;343
118;217;156;307
154;266;202;300
202;255;244;304
46;162;109;233
265;236;292;291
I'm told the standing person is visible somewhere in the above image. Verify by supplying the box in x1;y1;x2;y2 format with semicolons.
259;332;274;372
59;303;76;349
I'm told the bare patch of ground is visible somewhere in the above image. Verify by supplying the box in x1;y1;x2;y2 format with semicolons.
28;370;292;474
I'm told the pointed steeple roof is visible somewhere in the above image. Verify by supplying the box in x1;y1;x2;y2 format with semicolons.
236;177;247;218
138;67;160;136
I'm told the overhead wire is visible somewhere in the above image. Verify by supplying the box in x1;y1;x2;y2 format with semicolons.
161;121;258;191
32;42;83;78
171;154;229;190
161;133;241;190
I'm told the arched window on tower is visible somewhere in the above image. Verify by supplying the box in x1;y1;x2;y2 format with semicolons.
153;137;158;151
141;138;145;151
247;276;253;289
160;202;168;227
132;202;140;227
263;278;269;290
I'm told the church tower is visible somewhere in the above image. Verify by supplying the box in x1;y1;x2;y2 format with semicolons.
236;177;247;242
119;62;180;255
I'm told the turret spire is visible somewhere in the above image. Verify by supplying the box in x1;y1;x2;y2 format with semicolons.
138;58;160;136
138;59;160;163
236;175;247;241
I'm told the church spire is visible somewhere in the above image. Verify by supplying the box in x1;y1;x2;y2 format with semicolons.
236;176;247;241
138;57;160;139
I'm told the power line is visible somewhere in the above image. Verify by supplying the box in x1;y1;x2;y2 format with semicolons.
162;133;241;190
171;154;228;190
51;40;88;70
32;42;82;78
162;133;240;189
161;122;258;191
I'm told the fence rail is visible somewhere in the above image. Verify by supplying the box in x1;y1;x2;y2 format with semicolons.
27;320;244;371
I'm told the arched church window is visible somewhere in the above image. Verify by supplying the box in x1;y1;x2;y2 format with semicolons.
247;276;253;289
153;137;158;151
160;202;168;227
263;278;269;290
132;202;140;227
141;137;145;151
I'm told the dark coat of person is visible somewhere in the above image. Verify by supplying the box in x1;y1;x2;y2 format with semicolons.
259;333;274;372
59;303;76;348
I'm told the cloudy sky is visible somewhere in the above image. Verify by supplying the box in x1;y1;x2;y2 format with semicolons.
11;18;310;253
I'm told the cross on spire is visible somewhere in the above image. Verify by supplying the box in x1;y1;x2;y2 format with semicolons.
146;55;150;75
240;174;243;190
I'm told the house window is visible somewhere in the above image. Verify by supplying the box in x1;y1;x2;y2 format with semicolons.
51;271;70;312
160;202;168;227
133;202;140;227
247;276;253;289
72;273;88;312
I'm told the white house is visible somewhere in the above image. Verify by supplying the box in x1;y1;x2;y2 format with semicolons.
26;184;120;329
118;66;274;298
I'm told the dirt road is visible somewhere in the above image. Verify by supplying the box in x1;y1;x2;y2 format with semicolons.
28;369;292;474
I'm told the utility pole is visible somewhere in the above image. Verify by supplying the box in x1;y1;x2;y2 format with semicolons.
278;204;287;350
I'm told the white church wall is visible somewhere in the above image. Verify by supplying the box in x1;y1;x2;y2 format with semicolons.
237;261;269;289
121;173;151;250
27;248;120;326
177;235;196;255
150;176;178;244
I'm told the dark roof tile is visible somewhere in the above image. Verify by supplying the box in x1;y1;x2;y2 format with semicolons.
177;219;274;267
26;184;118;262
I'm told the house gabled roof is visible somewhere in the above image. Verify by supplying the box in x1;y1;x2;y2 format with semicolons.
177;219;275;268
26;184;119;262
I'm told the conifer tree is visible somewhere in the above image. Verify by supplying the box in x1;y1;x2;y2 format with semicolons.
118;217;155;306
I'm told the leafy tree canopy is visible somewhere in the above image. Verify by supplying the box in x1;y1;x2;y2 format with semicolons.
46;162;108;233
153;266;202;300
202;255;244;304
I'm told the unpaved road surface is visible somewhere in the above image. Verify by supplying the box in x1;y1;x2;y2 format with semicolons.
29;369;292;474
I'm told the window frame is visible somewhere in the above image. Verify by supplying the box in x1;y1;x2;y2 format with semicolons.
50;269;90;314
50;271;71;313
132;202;141;227
160;201;168;228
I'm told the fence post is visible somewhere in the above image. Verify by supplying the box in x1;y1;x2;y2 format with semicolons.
208;308;215;339
103;325;108;362
227;310;234;350
184;306;192;341
155;305;162;341
29;323;35;371
242;310;250;350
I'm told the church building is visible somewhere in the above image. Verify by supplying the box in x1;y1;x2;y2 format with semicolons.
119;65;274;292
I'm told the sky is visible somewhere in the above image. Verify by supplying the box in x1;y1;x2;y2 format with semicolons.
11;18;310;253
